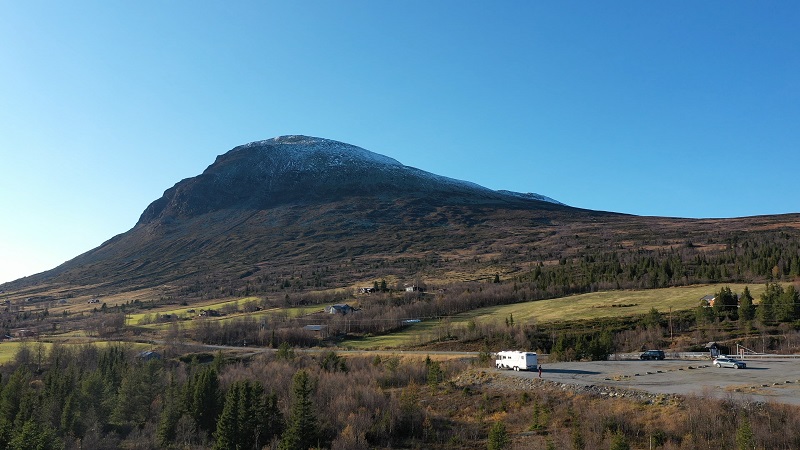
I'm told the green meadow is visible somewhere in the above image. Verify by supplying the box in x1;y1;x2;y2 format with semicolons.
342;283;772;349
0;340;152;364
130;303;327;331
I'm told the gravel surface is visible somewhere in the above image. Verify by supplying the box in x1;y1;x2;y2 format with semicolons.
458;358;800;405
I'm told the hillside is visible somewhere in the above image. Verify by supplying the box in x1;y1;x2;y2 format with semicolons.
3;135;800;304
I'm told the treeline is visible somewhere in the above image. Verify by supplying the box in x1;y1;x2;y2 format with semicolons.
695;283;800;326
0;344;463;450
515;234;800;294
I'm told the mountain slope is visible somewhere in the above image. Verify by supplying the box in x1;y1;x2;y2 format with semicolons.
4;136;581;295
4;135;800;301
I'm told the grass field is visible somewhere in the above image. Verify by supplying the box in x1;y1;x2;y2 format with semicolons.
0;340;152;364
342;283;773;349
130;304;327;331
0;341;51;364
125;297;263;325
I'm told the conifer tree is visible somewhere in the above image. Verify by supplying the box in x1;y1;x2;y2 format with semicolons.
188;366;222;435
280;370;319;450
487;421;510;450
9;419;61;450
713;286;738;320
781;285;800;321
319;350;347;373
156;378;182;447
111;360;161;427
79;370;109;424
237;380;267;449
739;286;755;321
264;391;284;444
569;406;584;450
216;384;282;449
528;398;544;432
213;381;242;450
60;393;82;437
0;365;31;426
609;431;630;450
427;360;444;388
757;283;779;323
97;345;127;392
736;416;755;450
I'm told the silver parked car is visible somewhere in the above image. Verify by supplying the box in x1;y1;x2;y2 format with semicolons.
713;357;746;369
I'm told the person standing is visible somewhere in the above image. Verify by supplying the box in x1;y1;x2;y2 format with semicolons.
538;364;542;378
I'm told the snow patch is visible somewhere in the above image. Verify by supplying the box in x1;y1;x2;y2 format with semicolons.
229;135;563;205
240;135;403;168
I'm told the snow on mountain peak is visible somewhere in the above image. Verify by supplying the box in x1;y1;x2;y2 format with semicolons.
240;135;403;168
227;135;564;206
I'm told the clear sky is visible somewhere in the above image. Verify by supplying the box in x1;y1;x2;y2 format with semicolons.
1;2;798;284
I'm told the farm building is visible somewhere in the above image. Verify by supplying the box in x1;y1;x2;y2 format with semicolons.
326;304;356;315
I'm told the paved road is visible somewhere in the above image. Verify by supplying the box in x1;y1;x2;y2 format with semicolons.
503;358;800;404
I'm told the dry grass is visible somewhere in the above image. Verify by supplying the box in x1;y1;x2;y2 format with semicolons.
343;283;776;349
125;297;264;325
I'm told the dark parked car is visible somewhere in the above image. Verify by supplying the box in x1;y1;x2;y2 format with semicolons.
713;357;746;369
639;350;665;360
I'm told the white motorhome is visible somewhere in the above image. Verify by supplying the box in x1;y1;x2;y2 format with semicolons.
495;350;538;371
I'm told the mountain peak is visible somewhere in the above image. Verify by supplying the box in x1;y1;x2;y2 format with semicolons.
231;135;403;167
137;136;563;225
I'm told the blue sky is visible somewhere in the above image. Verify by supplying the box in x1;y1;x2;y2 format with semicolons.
1;2;798;283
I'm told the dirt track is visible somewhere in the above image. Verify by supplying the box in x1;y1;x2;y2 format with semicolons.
501;358;800;405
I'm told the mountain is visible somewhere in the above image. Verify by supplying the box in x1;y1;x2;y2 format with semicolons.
4;136;581;294
137;135;564;224
3;136;800;301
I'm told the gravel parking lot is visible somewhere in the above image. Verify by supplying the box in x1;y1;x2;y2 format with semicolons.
504;357;800;404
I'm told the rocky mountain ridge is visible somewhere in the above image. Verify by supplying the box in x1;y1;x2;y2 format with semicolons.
138;135;564;224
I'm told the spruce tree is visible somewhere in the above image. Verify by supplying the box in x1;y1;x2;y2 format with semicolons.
781;285;800;321
487;421;510;450
715;286;739;320
280;370;319;450
736;416;755;450
427;361;443;388
609;431;630;450
188;366;222;435
213;381;242;450
757;283;779;323
9;419;61;450
60;393;82;437
111;360;161;428
213;380;279;450
264;392;284;444
156;379;182;447
528;398;543;432
739;287;755;321
0;365;31;426
569;406;584;450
